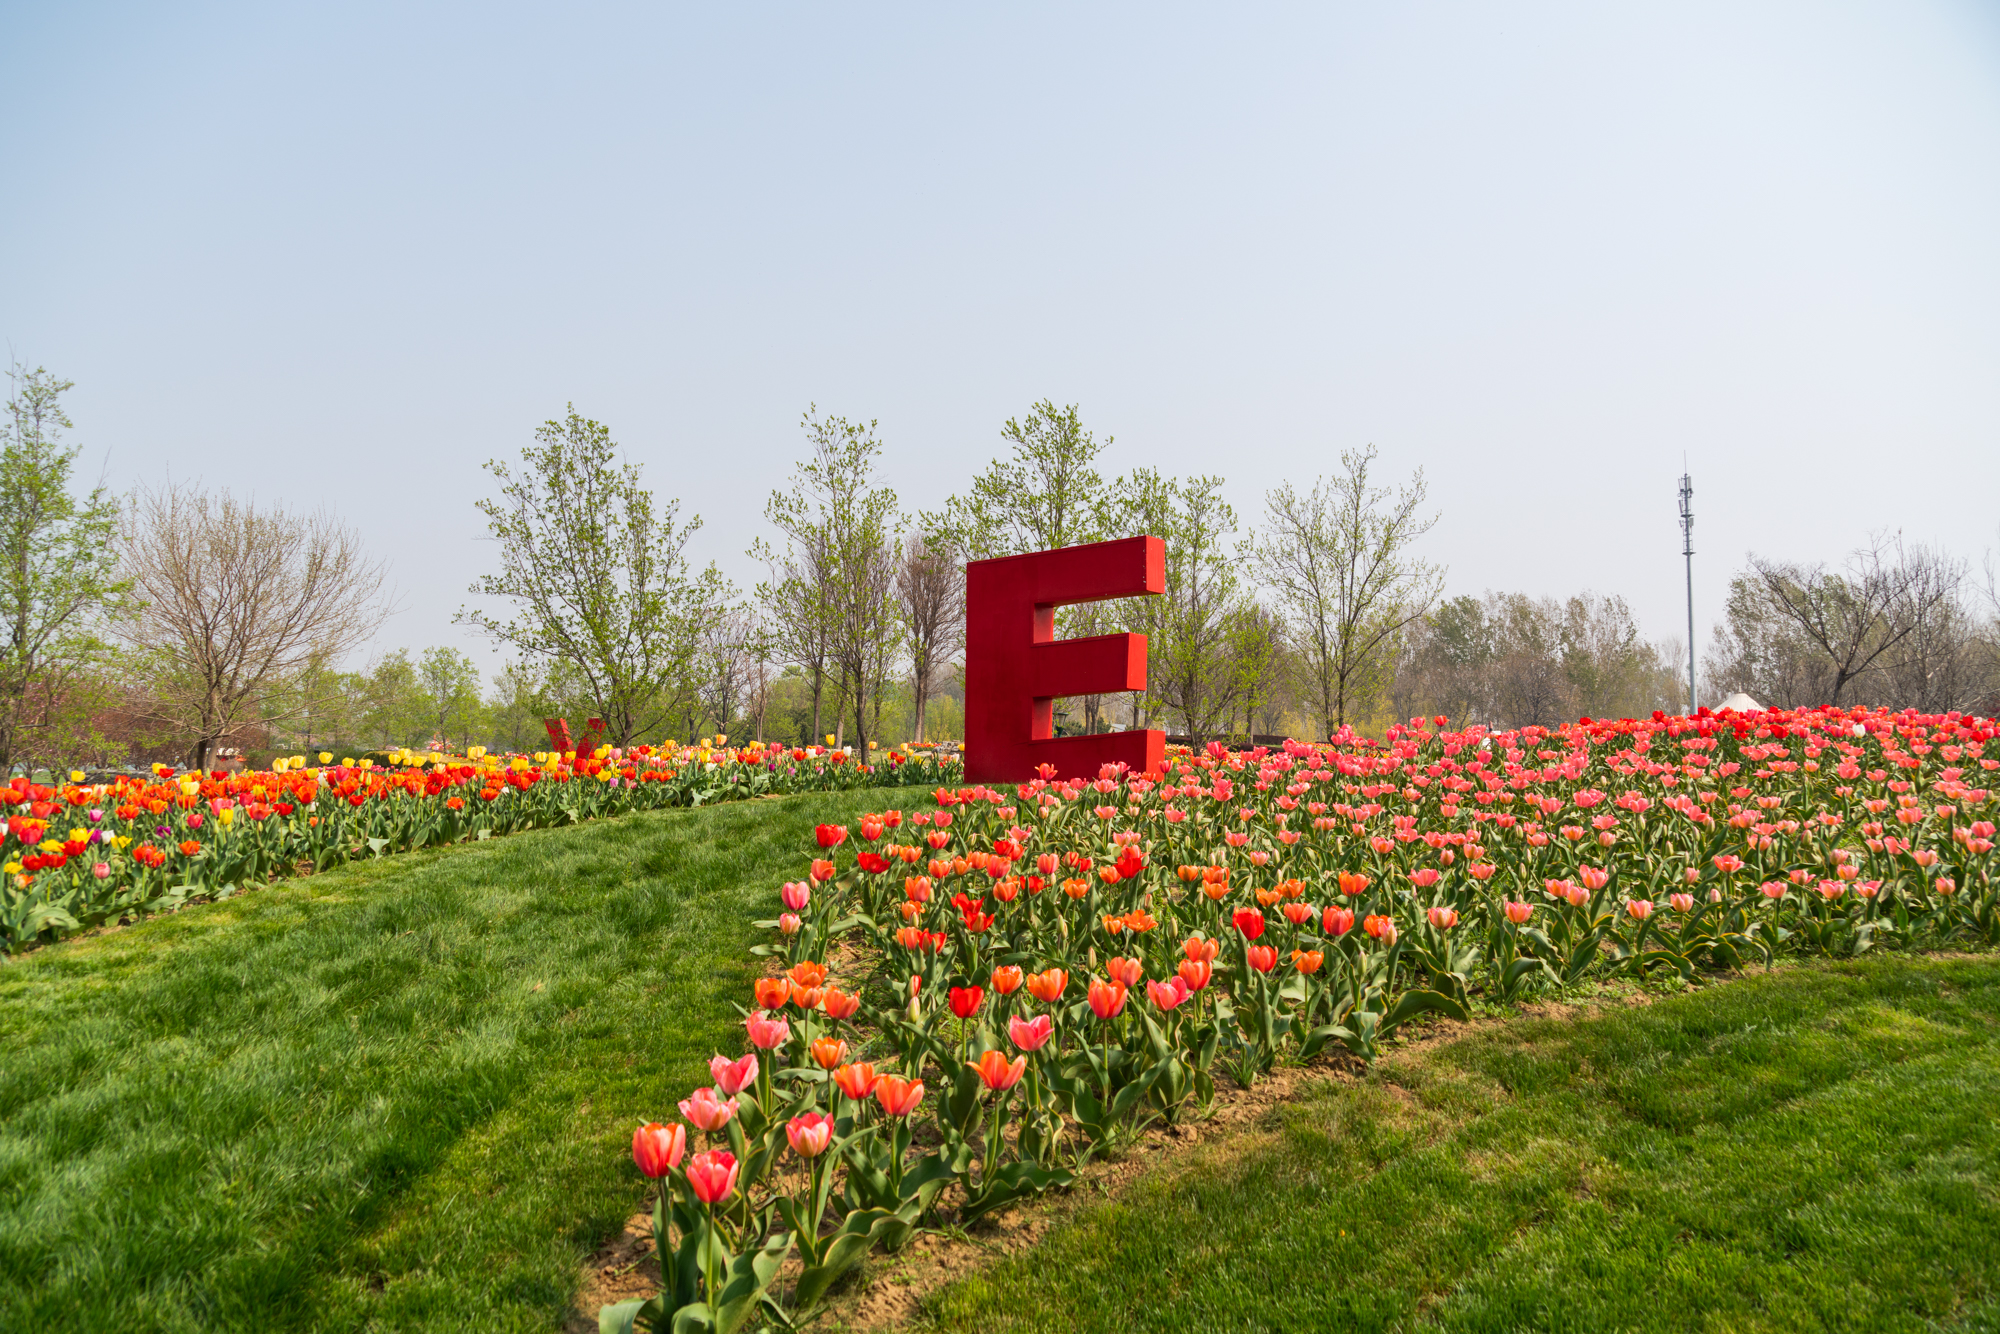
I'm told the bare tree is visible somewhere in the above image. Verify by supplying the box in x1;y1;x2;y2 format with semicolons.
1718;535;1964;706
1250;446;1442;737
122;483;391;770
894;534;964;744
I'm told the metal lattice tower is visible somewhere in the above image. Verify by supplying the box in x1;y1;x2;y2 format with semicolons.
1679;472;1695;713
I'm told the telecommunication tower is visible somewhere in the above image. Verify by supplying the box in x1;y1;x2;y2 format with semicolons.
1679;472;1695;713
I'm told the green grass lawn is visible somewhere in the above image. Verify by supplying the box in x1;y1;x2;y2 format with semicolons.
0;787;910;1333
926;955;2000;1334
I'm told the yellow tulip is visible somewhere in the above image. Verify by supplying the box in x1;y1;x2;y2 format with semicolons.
319;752;332;764
69;770;85;782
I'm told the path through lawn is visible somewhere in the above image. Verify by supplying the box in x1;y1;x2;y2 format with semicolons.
925;955;2000;1334
0;787;906;1333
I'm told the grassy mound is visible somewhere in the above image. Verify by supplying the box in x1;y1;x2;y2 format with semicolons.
927;955;2000;1332
0;787;909;1333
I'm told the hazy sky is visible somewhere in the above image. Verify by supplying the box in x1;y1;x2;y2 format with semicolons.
4;1;1997;691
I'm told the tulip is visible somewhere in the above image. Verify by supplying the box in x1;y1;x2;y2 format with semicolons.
1177;958;1213;991
1245;944;1278;973
778;913;802;935
744;1010;791;1050
1759;881;1786;899
949;985;985;1019
970;1048;1028;1092
1579;866;1610;891
1025;967;1068;1002
822;985;861;1020
1232;908;1267;940
1291;948;1324;975
1147;976;1192;1009
781;880;811;911
632;1121;687;1178
1337;871;1371;897
1625;899;1653;921
814;824;848;848
1106;955;1145;988
1363;914;1398;946
833;1061;881;1098
810;1036;847;1069
875;1074;926;1117
786;1111;835;1158
1009;1012;1055;1051
686;1149;739;1204
753;977;789;1010
1936;876;1957;895
709;1052;758;1097
1183;935;1220;962
1669;892;1695;913
678;1086;737;1132
1503;900;1532;924
1408;867;1440;889
1322;906;1355;936
810;859;837;882
991;964;1024;994
1426;906;1458;929
1087;978;1128;1019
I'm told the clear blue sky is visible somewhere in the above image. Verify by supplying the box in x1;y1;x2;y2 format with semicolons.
4;2;1997;687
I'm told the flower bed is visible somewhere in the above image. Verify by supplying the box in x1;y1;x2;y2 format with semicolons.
606;705;1996;1332
0;740;958;951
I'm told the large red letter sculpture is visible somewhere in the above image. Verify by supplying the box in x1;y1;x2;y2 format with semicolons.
964;535;1166;783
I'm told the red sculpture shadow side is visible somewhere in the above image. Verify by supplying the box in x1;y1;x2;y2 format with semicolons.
964;536;1166;783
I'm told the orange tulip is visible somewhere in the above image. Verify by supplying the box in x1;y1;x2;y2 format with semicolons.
1177;958;1213;991
1025;967;1068;1002
833;1061;880;1098
752;977;789;1010
1106;955;1145;988
874;1074;926;1117
822;985;861;1020
969;1048;1027;1092
991;964;1024;994
810;1036;847;1070
1087;978;1128;1020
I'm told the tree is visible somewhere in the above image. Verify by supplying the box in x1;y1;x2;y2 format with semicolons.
753;408;903;753
0;364;129;773
1711;536;1964;707
122;482;390;770
1115;470;1253;748
922;400;1112;561
417;646;484;751
894;534;964;745
924;401;1123;730
459;406;732;747
1251;446;1441;736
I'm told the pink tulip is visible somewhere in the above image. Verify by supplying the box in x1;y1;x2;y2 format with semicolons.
1408;868;1440;889
678;1086;737;1132
1503;900;1532;924
1625;899;1653;921
632;1121;686;1178
786;1111;834;1158
778;913;802;935
709;1052;758;1097
1426;906;1458;929
744;1010;791;1050
1669;892;1694;913
686;1150;739;1204
1322;905;1355;936
1147;977;1192;1011
1008;1013;1055;1052
781;880;811;911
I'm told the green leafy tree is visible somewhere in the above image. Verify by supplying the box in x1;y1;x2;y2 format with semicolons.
0;364;129;772
417;646;485;751
459;406;732;747
752;408;903;752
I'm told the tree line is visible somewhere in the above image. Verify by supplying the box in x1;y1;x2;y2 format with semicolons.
5;360;1995;773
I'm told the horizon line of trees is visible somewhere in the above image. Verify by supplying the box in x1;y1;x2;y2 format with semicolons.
4;360;1997;773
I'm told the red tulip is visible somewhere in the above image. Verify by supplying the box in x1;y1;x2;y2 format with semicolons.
1245;944;1278;973
1231;908;1266;940
815;824;848;848
1322;905;1355;936
949;985;984;1019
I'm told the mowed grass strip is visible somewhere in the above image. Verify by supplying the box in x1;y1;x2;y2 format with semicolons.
0;787;907;1333
926;956;2000;1334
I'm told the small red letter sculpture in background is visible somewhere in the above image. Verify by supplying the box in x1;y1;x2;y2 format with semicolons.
964;536;1166;783
542;718;574;752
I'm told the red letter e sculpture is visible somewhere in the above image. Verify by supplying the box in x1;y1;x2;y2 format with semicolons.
963;536;1166;783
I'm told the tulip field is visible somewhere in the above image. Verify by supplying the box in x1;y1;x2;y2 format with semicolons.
610;705;1996;1332
0;740;956;953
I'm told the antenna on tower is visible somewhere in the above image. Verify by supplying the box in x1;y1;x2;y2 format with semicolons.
1678;468;1695;714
